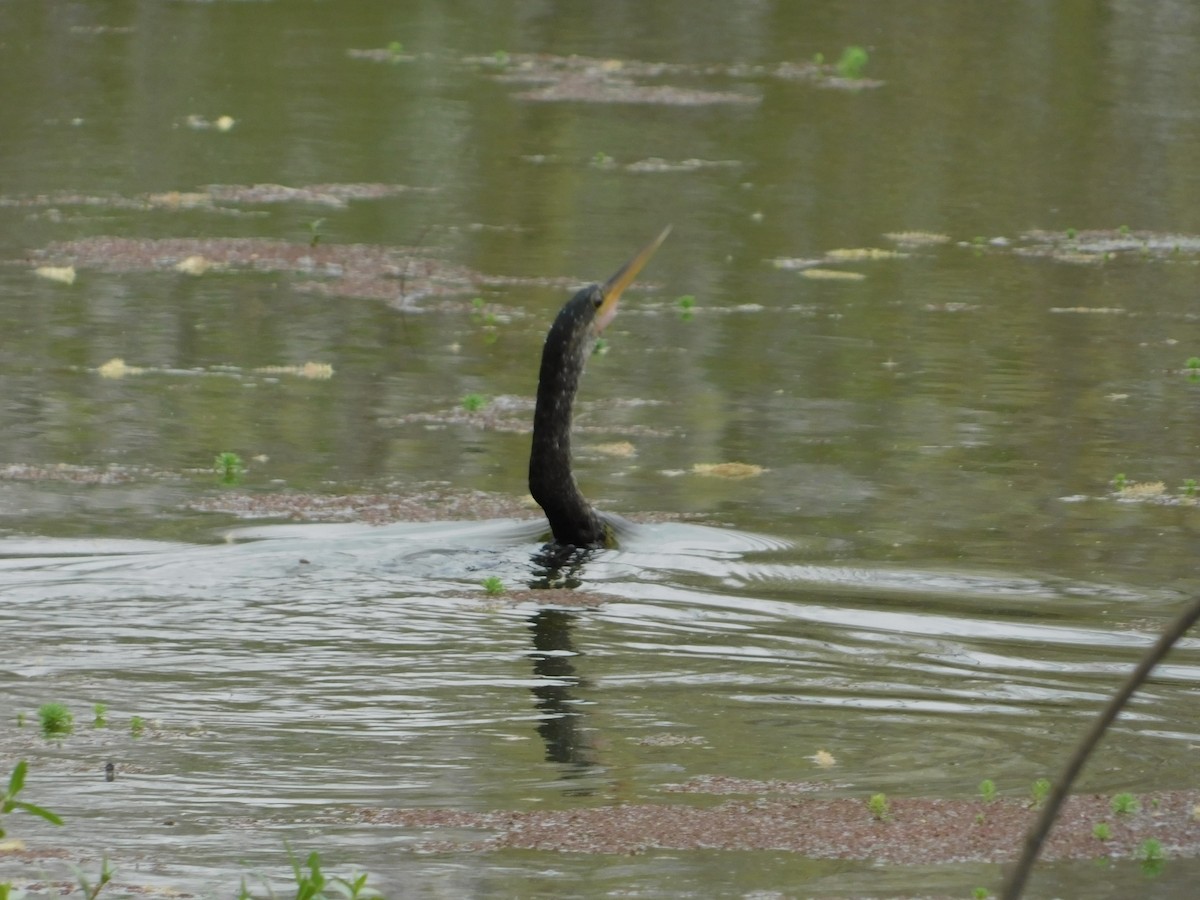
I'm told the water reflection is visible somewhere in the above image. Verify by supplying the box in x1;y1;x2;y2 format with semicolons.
527;609;599;775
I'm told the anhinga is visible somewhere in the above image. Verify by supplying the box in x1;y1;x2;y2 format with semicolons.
529;227;671;549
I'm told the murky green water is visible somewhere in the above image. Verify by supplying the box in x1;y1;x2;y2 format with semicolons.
4;2;1200;897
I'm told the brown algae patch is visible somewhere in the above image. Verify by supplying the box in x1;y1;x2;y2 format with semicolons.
188;487;538;525
1015;229;1200;263
32;237;486;307
2;182;429;213
352;790;1200;862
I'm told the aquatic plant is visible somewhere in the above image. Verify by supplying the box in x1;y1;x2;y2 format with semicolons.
867;792;890;821
72;856;114;899
482;576;505;596
1139;838;1165;877
835;46;869;79
1186;357;1200;370
387;41;404;62
1066;227;1078;239
38;703;73;736
129;716;145;737
215;452;245;485
1;761;64;838
973;889;989;899
1111;472;1128;491
592;150;614;168
978;779;997;803
1030;778;1051;808
1092;821;1111;840
461;393;487;413
309;218;325;248
238;846;378;899
1111;791;1139;815
14;712;24;728
92;703;107;728
494;49;509;66
678;294;696;321
1183;478;1197;498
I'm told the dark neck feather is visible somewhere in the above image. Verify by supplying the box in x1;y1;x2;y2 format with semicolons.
529;291;608;548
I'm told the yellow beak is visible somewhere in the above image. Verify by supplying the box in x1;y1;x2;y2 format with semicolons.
595;225;672;333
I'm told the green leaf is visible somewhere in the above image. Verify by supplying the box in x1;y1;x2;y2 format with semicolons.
6;760;27;798
13;799;64;826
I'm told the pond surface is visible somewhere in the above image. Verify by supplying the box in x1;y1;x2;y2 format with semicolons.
4;2;1200;898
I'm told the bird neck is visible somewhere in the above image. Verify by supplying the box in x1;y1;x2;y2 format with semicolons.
529;313;609;549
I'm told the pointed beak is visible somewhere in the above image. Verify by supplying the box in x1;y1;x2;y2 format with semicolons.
594;225;672;333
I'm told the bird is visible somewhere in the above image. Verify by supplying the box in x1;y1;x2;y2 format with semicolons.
529;226;671;549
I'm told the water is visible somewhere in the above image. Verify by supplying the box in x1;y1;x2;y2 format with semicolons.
4;1;1200;897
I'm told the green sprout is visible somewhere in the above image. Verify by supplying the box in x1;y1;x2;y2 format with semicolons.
461;393;487;413
15;712;24;728
835;45;869;79
594;337;609;356
130;716;145;737
1066;227;1078;239
308;218;325;248
493;49;510;66
73;856;114;900
592;150;614;168
1118;224;1131;236
482;576;505;596
867;792;890;821
978;779;997;803
1112;472;1128;491
1092;821;1112;841
387;41;404;61
972;889;990;900
677;294;696;321
38;703;73;737
1186;357;1200;370
1139;838;1165;877
1182;478;1197;497
214;451;245;485
92;703;107;728
1031;778;1051;808
1111;792;1139;815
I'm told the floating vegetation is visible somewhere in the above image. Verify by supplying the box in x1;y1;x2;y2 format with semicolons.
623;157;741;173
635;734;707;747
883;231;952;246
1015;228;1200;263
31;236;572;308
94;357;333;381
591;441;636;458
184;114;235;132
481;576;505;596
175;255;212;275
810;750;837;768
97;358;145;378
868;793;892;821
34;265;76;285
214;452;246;485
692;462;765;479
460;393;488;413
834;46;870;79
188;486;538;525
2;182;429;213
798;268;866;281
37;703;73;737
825;247;907;261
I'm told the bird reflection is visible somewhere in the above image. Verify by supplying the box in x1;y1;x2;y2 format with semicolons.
527;608;600;776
